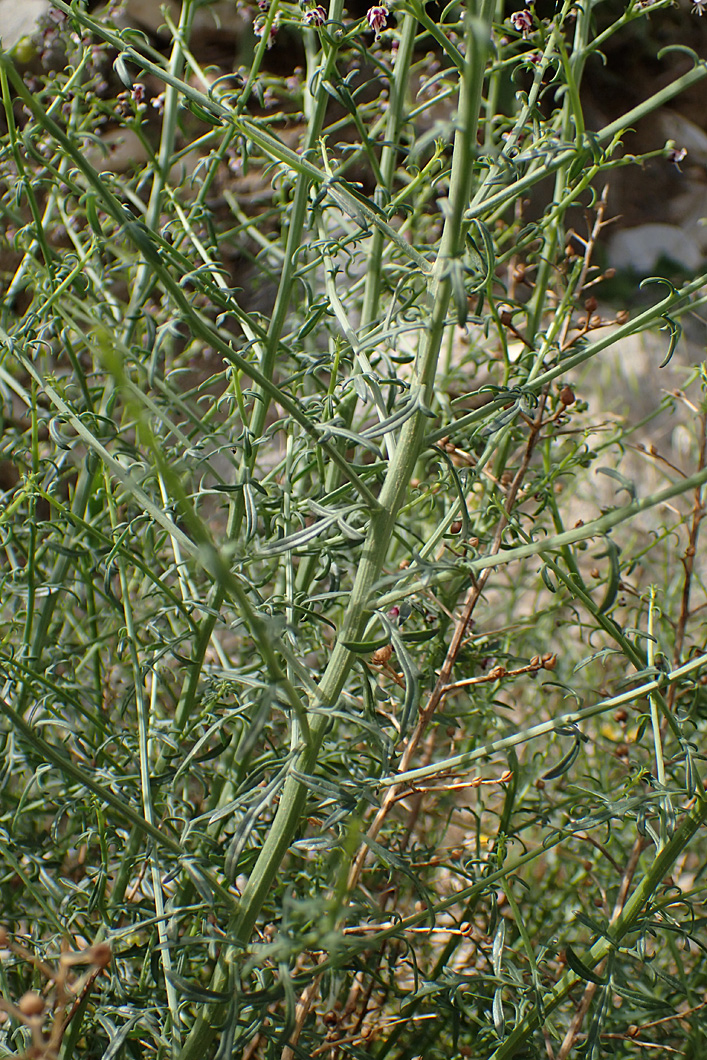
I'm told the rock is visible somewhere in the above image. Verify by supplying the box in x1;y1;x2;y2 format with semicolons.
0;0;49;50
606;222;704;275
121;0;243;41
667;181;707;253
121;0;181;37
83;126;149;173
0;0;247;51
656;109;707;165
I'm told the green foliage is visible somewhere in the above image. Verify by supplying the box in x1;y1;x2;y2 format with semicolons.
0;0;707;1057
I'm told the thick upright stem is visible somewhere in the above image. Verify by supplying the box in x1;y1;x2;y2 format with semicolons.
176;8;493;1057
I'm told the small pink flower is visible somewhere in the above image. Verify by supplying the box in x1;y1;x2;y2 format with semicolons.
254;13;279;46
523;50;542;66
667;145;687;168
303;5;327;25
366;5;388;39
510;9;533;35
115;90;131;117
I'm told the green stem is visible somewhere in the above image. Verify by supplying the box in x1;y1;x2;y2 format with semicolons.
488;793;707;1059
361;10;418;327
373;447;707;611
124;0;196;342
379;649;707;788
175;8;494;1057
426;265;707;446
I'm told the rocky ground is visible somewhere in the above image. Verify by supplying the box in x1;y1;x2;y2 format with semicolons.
1;2;706;401
2;0;706;271
2;2;706;487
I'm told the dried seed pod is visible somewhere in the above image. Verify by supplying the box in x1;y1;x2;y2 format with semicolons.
559;385;575;406
372;644;393;666
18;992;45;1017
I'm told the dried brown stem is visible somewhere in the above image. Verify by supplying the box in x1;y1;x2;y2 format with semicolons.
347;388;550;894
557;186;611;350
442;655;556;693
0;932;110;1060
670;407;707;691
281;972;324;1060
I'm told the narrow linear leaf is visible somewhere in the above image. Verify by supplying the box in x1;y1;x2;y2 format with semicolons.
596;466;637;502
98;1014;143;1060
259;514;339;555
596;536;621;614
166;971;232;1004
492;920;506;977
343;634;391;653
542;737;582;780
565;945;606;985
113;53;134;89
389;625;421;738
